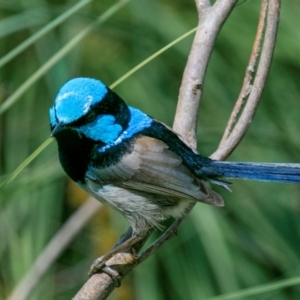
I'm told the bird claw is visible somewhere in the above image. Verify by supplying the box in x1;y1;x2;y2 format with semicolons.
88;256;106;277
88;257;122;287
102;265;122;287
88;228;149;287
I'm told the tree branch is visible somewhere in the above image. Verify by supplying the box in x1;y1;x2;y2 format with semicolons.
195;0;211;12
173;0;237;148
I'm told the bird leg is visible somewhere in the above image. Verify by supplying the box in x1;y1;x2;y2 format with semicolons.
89;201;195;278
138;201;196;264
88;227;151;277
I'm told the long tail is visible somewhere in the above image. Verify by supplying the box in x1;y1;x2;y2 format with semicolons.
211;161;300;183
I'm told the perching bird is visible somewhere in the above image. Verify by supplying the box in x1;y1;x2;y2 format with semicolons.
50;77;300;236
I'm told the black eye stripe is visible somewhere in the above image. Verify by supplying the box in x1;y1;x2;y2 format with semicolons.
85;111;97;122
93;92;122;115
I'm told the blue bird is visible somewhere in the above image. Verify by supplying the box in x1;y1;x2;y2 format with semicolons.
50;77;300;245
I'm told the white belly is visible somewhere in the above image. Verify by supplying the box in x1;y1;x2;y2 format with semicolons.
83;179;194;235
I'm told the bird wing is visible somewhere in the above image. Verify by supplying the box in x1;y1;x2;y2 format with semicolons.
87;136;224;206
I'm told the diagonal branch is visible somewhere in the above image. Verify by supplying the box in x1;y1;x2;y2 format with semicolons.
173;0;238;149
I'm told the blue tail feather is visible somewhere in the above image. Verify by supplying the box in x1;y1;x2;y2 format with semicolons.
212;161;300;183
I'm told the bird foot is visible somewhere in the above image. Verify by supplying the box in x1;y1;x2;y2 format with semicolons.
88;234;142;277
89;256;107;277
89;259;122;287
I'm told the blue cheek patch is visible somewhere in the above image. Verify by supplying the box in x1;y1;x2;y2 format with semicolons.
80;115;122;144
98;107;153;152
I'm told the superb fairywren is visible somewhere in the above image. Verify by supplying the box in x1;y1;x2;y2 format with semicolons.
50;77;300;236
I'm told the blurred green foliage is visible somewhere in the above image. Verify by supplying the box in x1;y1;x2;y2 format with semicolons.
1;0;300;299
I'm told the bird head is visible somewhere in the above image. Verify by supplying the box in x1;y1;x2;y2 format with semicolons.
50;78;131;144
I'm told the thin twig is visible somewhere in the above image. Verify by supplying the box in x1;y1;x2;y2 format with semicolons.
219;0;268;144
211;0;280;160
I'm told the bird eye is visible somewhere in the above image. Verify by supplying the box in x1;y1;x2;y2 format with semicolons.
85;111;97;123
